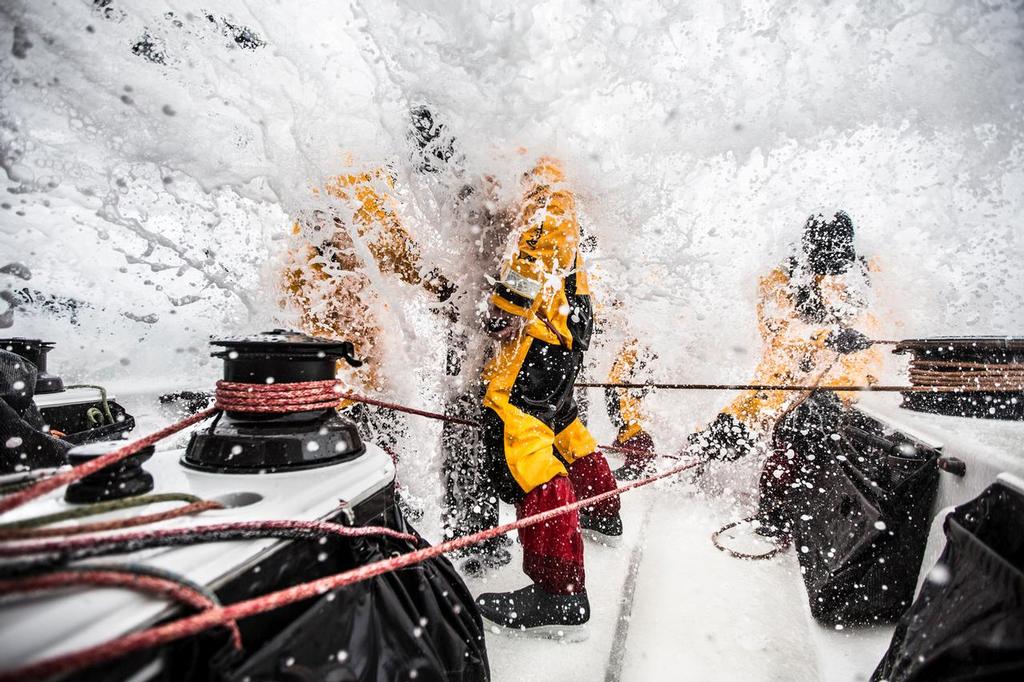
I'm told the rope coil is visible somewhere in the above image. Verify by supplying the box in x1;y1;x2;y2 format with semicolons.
711;516;792;561
215;379;342;413
907;359;1024;390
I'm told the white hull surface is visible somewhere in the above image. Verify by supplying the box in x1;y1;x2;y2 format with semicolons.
0;438;394;669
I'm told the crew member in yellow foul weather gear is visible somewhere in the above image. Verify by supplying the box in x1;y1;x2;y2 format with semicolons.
279;157;452;515
687;210;882;464
606;336;658;480
281;163;451;392
574;242;658;481
475;157;622;640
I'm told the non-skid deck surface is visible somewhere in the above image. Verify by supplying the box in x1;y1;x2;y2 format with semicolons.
469;486;857;682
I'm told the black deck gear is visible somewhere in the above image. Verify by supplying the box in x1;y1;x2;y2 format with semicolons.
772;392;942;626
872;479;1024;681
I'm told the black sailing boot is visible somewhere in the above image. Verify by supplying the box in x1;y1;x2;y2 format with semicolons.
579;511;624;547
476;583;590;641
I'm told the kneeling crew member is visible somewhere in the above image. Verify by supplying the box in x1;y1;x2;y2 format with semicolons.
475;157;621;639
688;209;882;463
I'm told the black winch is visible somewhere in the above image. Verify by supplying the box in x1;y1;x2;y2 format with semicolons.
2;338;64;394
0;339;135;473
65;440;155;504
895;336;1024;421
182;330;366;473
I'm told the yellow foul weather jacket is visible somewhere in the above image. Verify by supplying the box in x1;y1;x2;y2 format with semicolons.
607;338;654;444
281;166;446;393
488;158;592;350
724;259;883;433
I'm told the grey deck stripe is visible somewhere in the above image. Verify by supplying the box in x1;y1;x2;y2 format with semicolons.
604;502;654;682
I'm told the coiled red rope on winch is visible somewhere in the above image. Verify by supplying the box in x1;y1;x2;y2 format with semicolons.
0;456;700;681
215;379;342;413
214;380;482;426
0;381;478;520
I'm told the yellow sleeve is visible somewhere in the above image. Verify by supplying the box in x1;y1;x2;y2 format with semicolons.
756;268;796;342
322;169;454;299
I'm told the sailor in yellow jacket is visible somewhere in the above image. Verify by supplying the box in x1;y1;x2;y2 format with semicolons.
475;157;622;640
575;246;658;480
605;336;658;479
281;163;450;388
279;154;452;495
688;210;882;462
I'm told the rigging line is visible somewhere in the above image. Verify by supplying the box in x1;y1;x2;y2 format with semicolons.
575;382;1023;393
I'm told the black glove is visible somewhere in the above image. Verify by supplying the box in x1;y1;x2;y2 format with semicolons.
687;413;755;462
826;327;872;355
484;305;522;341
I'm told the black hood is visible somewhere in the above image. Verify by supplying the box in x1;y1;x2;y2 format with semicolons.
802;210;856;275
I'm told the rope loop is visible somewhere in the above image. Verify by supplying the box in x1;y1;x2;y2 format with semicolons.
711;516;792;561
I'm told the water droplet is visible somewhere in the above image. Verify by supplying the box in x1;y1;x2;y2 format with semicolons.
927;564;951;585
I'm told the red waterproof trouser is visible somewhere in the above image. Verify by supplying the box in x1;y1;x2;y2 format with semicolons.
517;450;619;594
568;450;620;518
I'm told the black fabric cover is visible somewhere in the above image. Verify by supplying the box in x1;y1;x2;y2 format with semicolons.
872;481;1024;682
217;508;490;682
773;393;940;625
